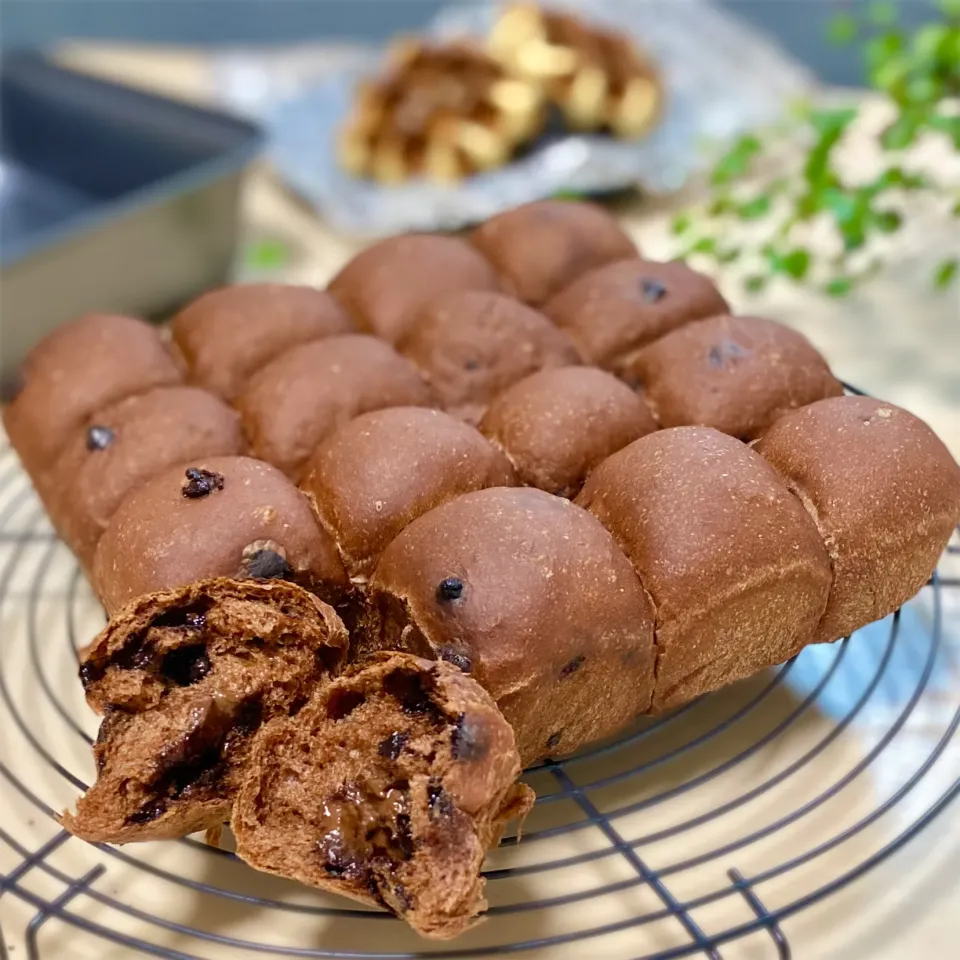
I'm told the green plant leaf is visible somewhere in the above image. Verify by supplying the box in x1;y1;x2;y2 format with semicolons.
868;0;898;25
744;275;768;293
708;194;736;216
934;258;959;288
828;12;858;45
245;238;290;270
872;209;903;232
927;113;960;149
881;112;921;149
825;277;855;297
952;200;960;217
671;213;692;235
808;107;859;136
865;31;904;71
737;195;772;220
939;0;960;17
716;246;742;264
710;134;762;185
821;188;859;224
780;248;812;280
688;236;718;255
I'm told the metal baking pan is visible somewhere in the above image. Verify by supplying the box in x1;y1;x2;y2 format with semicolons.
0;53;264;396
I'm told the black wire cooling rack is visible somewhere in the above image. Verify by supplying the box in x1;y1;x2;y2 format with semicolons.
1;430;959;960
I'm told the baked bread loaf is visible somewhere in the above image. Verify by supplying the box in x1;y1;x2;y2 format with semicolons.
576;427;832;710
329;234;500;345
3;313;180;481
233;653;533;939
367;486;656;764
338;39;546;184
92;456;349;616
480;366;657;498
470;199;637;306
543;257;730;372
170;284;354;402
489;2;663;138
45;386;245;573
300;407;516;581
626;315;844;440
235;335;436;481
63;578;348;843
754;396;960;643
397;289;581;423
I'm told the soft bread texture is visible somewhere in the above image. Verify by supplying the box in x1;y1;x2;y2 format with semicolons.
171;284;355;402
397;289;581;424
544;258;729;372
3;313;181;480
93;456;348;616
480;365;657;498
233;653;533;939
63;579;348;843
627;315;844;440
576;428;832;711
301;407;517;581
236;335;436;481
328;234;500;344
470;199;637;306
367;486;656;765
754;396;960;643
46;387;246;573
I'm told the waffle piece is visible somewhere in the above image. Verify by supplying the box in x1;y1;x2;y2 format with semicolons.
543;257;730;372
480;366;657;498
368;487;656;765
301;407;516;582
233;653;533;939
171;284;355;402
46;387;245;573
754;397;960;643
470;199;637;307
63;579;348;843
626;315;844;440
3;313;180;482
329;234;500;345
338;39;546;184
397;289;581;423
577;428;832;711
236;335;436;481
489;3;663;138
92;456;349;616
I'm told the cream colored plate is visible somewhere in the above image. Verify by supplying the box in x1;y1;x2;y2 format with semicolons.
1;434;958;960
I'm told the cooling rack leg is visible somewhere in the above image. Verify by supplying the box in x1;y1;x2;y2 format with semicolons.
24;866;104;960
728;869;791;960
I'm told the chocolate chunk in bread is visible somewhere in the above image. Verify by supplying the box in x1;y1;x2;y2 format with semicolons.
480;366;657;498
626;315;844;440
232;653;533;939
171;284;355;401
397;290;581;423
62;578;348;843
301;407;516;581
543;258;729;372
236;335;436;480
754;396;960;643
328;235;500;345
92;456;348;616
367;487;655;764
3;313;180;481
470;200;637;306
576;428;832;711
45;387;245;572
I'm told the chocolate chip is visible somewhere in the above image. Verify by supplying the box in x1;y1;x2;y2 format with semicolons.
383;669;443;722
451;712;486;761
561;655;585;677
394;812;414;858
243;548;293;581
438;646;472;673
319;837;361;879
86;425;115;451
640;277;667;303
546;731;563;751
707;339;750;368
79;659;100;688
427;779;454;821
153;602;210;631
436;577;464;602
393;883;413;912
378;731;409;760
127;799;167;825
181;467;224;499
160;643;212;687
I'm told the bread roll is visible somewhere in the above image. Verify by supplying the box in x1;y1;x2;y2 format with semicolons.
627;315;844;440
46;386;245;572
171;284;354;401
233;653;532;939
543;258;729;372
576;428;832;711
63;579;347;843
301;407;516;581
236;335;436;481
368;486;656;764
328;235;499;344
93;456;348;616
480;366;657;497
470;199;637;306
397;289;581;423
754;396;960;643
